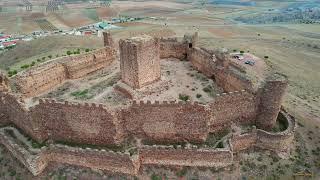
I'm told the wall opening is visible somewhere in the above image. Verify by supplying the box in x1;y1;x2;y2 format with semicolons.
189;43;192;48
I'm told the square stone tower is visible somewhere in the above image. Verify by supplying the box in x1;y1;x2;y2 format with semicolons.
119;35;160;89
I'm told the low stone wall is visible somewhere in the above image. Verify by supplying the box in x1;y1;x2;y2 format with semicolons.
139;146;233;168
160;38;187;60
45;145;137;175
231;110;296;154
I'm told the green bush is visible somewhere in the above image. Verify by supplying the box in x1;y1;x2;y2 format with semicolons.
85;48;90;52
151;174;161;180
48;55;52;59
42;57;46;60
196;94;202;98
179;94;190;101
8;70;18;77
264;56;269;59
37;59;41;62
21;64;30;69
31;61;36;66
240;50;245;54
176;167;188;177
67;51;72;56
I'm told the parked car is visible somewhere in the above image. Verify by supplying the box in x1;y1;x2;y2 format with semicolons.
245;60;255;66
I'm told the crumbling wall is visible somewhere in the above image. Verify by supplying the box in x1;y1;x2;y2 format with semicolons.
14;62;67;97
122;101;209;143
230;131;257;152
188;47;216;77
63;47;116;79
31;99;120;145
13;47;116;97
208;91;257;132
160;38;187;60
139;146;233;168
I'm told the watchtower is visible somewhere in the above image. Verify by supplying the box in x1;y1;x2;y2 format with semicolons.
119;35;160;89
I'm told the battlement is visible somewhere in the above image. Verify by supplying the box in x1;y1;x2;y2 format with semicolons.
131;100;203;107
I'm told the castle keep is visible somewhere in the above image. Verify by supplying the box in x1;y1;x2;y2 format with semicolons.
120;35;161;89
0;32;295;176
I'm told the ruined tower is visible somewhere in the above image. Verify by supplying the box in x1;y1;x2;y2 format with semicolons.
256;73;288;130
119;35;160;89
103;31;114;48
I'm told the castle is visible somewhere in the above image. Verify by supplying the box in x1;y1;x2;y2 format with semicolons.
0;32;295;176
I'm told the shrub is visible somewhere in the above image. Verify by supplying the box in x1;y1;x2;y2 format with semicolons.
176;167;188;177
48;55;52;59
42;57;46;60
8;70;18;77
196;94;202;98
151;174;161;180
67;51;72;56
56;54;59;57
216;141;224;148
31;61;36;66
264;56;269;59
240;50;245;54
37;59;41;62
233;49;237;52
85;48;90;52
179;94;190;101
21;64;30;69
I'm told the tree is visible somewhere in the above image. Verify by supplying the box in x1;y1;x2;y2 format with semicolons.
67;51;72;56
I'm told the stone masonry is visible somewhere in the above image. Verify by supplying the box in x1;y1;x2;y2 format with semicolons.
119;35;161;89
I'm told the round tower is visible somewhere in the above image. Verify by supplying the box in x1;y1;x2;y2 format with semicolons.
256;73;288;130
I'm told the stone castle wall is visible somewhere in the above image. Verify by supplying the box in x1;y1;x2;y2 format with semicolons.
139;146;233;168
14;62;67;97
188;47;216;77
208;91;257;132
63;47;116;79
159;38;188;60
0;110;295;176
121;101;209;143
30;99;121;145
13;47;116;97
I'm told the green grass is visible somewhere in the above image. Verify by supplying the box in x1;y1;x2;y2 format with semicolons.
70;89;91;99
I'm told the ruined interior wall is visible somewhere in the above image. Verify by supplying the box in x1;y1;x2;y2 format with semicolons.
122;101;209;143
188;47;216;77
208;91;257;132
13;47;116;97
31;99;119;145
14;62;67;97
160;38;187;60
139;146;233;167
63;47;116;79
215;69;253;93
